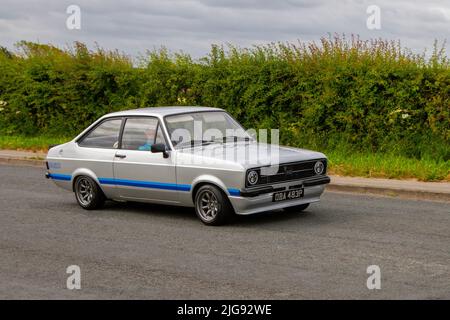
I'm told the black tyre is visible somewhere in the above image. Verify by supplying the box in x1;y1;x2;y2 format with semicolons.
194;185;234;226
74;176;105;210
283;203;309;213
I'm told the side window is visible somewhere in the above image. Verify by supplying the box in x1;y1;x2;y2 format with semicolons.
121;117;160;151
78;119;122;149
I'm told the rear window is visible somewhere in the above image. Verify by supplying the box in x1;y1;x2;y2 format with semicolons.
78;119;122;149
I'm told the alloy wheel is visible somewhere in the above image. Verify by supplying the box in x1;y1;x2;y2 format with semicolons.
76;177;94;206
197;190;220;222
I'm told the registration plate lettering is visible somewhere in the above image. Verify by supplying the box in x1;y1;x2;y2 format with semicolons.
272;188;304;202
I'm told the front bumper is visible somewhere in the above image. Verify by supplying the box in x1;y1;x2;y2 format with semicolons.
229;175;329;215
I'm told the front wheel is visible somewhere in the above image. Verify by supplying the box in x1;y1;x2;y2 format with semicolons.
194;185;234;226
74;176;105;210
283;203;309;213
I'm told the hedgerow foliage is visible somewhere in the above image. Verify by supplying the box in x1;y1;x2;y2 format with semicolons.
0;36;448;160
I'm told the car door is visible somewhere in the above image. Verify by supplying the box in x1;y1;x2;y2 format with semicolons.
112;116;179;203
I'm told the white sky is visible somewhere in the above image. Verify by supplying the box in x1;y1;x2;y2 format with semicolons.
0;0;448;58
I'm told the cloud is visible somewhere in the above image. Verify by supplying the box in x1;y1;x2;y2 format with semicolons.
0;0;448;58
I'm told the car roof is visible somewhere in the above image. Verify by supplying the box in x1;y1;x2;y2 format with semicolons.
105;106;223;118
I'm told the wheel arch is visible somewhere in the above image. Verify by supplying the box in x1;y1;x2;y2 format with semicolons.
190;175;231;203
71;168;102;192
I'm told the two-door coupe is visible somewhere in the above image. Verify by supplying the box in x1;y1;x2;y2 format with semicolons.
46;106;330;225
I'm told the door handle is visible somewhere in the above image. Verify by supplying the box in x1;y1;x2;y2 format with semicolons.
115;154;127;159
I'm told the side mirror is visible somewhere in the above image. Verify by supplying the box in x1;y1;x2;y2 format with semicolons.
151;143;169;158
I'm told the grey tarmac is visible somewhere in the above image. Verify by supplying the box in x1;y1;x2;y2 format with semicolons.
0;164;449;299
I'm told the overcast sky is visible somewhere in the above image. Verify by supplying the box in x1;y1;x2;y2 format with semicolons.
0;0;448;58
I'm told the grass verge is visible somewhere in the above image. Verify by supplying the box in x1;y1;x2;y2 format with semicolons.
0;135;72;153
326;150;449;182
0;135;448;182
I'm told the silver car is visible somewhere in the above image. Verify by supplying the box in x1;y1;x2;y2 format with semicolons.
46;106;330;225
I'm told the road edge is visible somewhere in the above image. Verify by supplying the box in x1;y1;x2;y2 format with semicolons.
0;157;45;167
325;184;449;202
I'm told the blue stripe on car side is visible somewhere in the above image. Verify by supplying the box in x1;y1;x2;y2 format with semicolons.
48;173;72;181
49;174;240;195
228;188;241;196
98;177;192;192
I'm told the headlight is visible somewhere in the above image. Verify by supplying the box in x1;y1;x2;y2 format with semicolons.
247;170;259;185
314;161;325;175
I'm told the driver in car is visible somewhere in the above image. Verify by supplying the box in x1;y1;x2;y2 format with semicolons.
138;127;156;151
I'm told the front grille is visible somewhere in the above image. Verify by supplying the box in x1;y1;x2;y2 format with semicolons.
246;159;327;187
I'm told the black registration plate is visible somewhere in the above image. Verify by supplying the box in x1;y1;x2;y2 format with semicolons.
272;188;304;202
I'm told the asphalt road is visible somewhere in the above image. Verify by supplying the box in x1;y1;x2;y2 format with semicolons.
0;164;449;299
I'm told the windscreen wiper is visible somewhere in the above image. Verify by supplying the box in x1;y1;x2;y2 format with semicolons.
220;136;251;143
177;139;216;148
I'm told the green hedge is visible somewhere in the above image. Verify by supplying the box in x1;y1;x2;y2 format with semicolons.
0;37;449;161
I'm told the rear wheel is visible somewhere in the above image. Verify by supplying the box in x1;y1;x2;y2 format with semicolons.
194;185;233;226
74;176;105;210
284;203;309;213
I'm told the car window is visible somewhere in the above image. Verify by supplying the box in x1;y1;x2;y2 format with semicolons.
78;118;122;149
121;117;160;151
165;111;250;148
